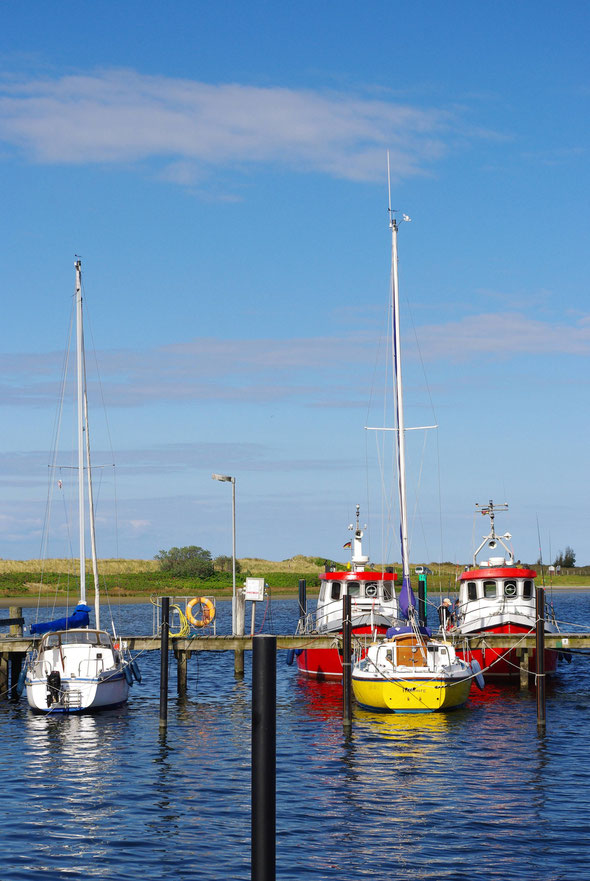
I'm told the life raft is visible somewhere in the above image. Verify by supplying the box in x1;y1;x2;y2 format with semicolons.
186;597;216;628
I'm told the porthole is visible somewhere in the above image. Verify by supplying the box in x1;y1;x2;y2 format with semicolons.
504;581;517;598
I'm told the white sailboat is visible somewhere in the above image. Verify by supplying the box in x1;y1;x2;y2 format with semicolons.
352;196;480;713
25;260;132;713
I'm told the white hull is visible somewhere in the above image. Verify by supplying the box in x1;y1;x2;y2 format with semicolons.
26;671;128;713
25;628;130;713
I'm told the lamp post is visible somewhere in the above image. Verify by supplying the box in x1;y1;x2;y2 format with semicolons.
212;473;237;635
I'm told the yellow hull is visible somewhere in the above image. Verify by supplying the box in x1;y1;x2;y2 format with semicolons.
352;674;471;713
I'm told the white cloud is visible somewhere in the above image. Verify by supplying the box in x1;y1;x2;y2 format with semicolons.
416;312;590;360
0;69;462;183
1;313;588;411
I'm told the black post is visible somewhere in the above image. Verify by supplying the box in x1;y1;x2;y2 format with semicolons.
159;596;170;729
418;575;427;627
342;594;352;728
298;579;307;622
252;635;276;881
536;585;546;730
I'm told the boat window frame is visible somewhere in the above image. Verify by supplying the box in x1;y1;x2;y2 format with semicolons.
523;579;534;599
483;580;497;598
466;581;478;601
330;582;342;601
503;580;517;598
365;581;378;598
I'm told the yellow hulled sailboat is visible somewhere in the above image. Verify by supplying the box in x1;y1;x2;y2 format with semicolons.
352;184;482;713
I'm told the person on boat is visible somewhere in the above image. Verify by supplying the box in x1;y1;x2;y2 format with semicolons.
438;598;454;629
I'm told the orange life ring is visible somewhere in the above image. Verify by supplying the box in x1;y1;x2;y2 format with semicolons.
186;597;216;628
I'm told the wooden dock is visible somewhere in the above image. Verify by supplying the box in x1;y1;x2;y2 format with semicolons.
0;629;589;700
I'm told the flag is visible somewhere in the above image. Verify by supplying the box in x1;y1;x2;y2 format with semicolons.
343;541;352;549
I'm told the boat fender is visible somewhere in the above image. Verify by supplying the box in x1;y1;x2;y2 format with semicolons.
471;659;485;690
16;666;27;697
124;664;134;686
186;597;216;628
286;649;295;666
130;659;142;683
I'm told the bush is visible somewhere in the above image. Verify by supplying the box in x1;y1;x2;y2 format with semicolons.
214;555;242;574
155;546;215;578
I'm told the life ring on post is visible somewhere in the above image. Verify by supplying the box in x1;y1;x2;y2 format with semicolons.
186;597;216;628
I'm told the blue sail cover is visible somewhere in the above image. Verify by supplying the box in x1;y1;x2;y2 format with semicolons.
30;604;91;635
386;624;432;637
398;575;417;620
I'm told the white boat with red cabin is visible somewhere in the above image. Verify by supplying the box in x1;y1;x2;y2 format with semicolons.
452;500;559;679
294;506;399;680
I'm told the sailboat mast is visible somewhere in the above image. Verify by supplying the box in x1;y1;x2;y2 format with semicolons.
84;385;100;629
390;214;410;584
75;260;86;604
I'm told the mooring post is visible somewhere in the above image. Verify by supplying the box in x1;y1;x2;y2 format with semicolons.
9;607;23;701
176;649;188;699
536;585;546;729
342;594;352;729
0;654;8;699
159;596;170;728
516;648;529;689
418;575;427;627
298;579;307;623
252;634;276;881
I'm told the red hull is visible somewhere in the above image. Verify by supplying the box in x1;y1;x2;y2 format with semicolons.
455;624;558;679
296;625;386;681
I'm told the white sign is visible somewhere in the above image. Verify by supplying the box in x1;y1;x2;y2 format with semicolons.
244;577;265;602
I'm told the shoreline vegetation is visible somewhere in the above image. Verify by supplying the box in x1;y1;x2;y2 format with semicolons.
0;556;589;603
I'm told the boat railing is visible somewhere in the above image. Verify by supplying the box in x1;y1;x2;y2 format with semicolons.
78;658;105;677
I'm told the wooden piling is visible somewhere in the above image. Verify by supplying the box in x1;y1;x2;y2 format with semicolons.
8;607;24;700
175;649;189;698
516;648;529;689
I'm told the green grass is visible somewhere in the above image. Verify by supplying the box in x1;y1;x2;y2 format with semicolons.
0;557;587;600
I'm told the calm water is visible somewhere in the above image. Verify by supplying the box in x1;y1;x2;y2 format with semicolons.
1;592;590;880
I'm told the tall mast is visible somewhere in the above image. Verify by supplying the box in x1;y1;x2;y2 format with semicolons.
84;383;100;627
75;259;86;604
390;213;410;586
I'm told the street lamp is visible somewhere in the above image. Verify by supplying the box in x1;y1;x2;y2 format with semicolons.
212;473;236;634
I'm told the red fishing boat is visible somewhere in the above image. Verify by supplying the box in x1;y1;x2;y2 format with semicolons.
451;501;560;679
293;506;399;681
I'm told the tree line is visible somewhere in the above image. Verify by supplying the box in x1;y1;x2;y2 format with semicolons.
155;546;242;578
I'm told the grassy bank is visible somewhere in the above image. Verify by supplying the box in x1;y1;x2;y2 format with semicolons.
0;557;587;601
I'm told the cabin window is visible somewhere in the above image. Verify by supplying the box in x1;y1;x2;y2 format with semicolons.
383;581;393;601
347;583;360;597
483;580;497;598
330;582;341;601
99;633;112;646
365;582;378;598
467;581;478;600
523;580;533;599
504;580;517;598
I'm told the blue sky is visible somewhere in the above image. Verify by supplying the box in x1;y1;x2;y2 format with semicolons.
0;1;588;567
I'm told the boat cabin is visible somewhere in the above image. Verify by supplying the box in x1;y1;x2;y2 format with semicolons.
34;629;120;679
314;570;398;633
457;561;538;632
362;635;458;673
